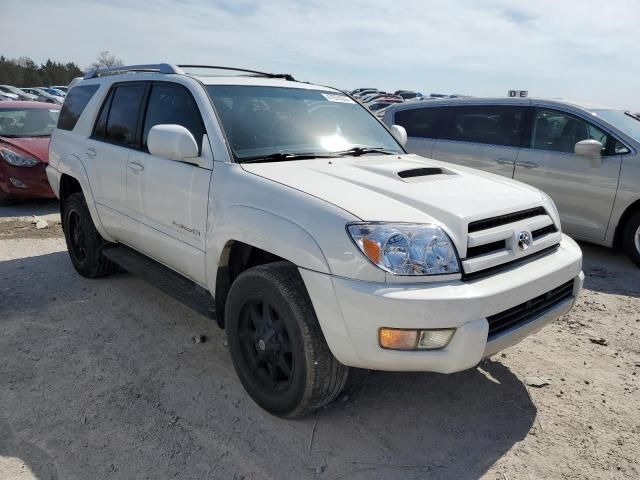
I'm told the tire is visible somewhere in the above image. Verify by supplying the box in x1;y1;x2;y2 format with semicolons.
621;210;640;268
225;261;348;418
62;192;117;278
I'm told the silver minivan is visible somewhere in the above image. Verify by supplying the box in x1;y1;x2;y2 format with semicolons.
383;98;640;267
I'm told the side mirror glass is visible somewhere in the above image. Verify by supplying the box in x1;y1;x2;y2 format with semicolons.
390;124;407;146
148;124;199;164
575;139;603;168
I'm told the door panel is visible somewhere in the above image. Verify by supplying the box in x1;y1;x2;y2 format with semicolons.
126;150;211;284
514;108;621;240
430;105;526;178
514;149;620;239
432;140;517;177
406;137;436;158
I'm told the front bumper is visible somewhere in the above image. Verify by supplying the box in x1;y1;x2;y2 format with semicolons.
300;234;583;373
0;162;55;200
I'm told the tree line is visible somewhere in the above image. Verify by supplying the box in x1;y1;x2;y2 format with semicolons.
0;52;125;87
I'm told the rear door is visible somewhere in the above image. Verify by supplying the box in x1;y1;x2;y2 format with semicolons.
431;105;526;177
85;82;147;239
125;81;211;284
391;106;445;158
514;108;622;240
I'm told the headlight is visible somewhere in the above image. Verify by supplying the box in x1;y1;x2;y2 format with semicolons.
0;149;40;167
347;223;460;275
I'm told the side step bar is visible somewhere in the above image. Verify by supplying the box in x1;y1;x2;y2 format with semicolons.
103;245;216;320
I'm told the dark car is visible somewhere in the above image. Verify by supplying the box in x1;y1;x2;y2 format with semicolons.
0;101;60;204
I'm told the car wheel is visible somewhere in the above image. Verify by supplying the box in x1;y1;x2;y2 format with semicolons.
225;261;348;418
62;192;117;278
622;210;640;268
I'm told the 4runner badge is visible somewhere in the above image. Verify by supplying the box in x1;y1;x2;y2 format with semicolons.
173;221;201;237
517;231;532;251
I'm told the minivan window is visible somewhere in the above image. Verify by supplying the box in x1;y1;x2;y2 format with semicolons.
95;84;146;148
394;107;442;138
442;106;525;147
531;109;609;155
592;109;640;143
142;83;205;152
57;84;99;131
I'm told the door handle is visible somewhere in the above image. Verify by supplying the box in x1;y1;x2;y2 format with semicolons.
128;162;144;173
85;147;96;158
518;161;539;169
494;158;514;165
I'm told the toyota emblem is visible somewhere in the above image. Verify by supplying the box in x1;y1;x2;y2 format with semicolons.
517;231;532;251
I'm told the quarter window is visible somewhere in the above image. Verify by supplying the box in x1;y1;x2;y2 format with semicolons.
442;106;525;147
57;84;99;131
531;109;609;155
394;107;442;139
142;83;205;151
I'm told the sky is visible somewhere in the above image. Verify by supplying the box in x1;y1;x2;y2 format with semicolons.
2;0;640;110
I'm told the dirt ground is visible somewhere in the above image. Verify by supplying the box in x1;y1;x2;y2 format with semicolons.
0;200;638;480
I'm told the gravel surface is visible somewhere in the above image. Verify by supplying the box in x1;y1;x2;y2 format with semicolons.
0;201;638;480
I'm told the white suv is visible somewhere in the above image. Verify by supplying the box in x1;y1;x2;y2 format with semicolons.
47;64;584;417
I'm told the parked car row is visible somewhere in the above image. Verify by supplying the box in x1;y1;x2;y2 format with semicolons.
349;87;471;118
0;84;67;104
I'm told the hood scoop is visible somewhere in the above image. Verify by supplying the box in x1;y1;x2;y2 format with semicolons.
397;167;453;181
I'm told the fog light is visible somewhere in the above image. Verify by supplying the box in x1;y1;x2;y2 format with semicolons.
9;177;26;188
418;329;455;349
379;328;455;350
379;328;418;350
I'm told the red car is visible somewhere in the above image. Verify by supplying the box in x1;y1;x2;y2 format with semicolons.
0;101;60;204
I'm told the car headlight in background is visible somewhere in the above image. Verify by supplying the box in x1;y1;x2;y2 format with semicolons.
347;223;460;275
0;149;40;167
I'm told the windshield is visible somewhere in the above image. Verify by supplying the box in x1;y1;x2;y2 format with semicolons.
206;85;403;161
593;109;640;143
0;108;60;137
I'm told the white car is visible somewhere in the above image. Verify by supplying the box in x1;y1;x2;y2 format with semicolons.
47;64;583;417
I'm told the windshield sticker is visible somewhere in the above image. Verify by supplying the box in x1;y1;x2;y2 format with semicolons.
322;93;355;104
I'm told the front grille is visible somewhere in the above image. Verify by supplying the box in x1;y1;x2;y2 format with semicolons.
532;224;557;240
466;240;506;258
487;279;574;338
468;207;546;233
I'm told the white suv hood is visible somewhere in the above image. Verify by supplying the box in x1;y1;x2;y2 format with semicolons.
242;154;545;249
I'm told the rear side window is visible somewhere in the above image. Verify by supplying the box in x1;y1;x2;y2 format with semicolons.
57;84;99;131
394;107;442;138
442;106;525;147
142;83;205;151
93;84;146;148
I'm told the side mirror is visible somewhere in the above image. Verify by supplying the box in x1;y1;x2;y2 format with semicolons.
575;139;603;168
390;124;407;146
148;124;199;164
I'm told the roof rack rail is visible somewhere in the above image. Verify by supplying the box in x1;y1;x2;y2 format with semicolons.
177;65;296;81
84;63;182;80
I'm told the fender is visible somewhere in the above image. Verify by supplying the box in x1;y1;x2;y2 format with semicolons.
205;205;331;293
55;153;116;242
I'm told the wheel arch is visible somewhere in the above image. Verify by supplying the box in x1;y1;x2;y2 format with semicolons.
210;206;332;328
613;198;640;249
56;154;115;242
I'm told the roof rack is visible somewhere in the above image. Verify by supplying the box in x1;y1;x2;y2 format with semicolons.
83;63;296;81
177;65;296;81
84;63;182;79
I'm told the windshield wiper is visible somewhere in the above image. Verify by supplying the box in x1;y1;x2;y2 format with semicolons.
239;152;338;164
335;146;397;157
